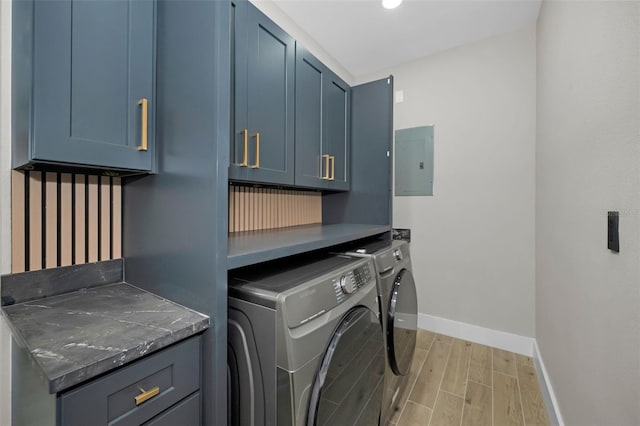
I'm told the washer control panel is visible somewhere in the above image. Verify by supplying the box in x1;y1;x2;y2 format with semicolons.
353;263;372;287
393;248;403;261
339;275;356;294
332;263;372;301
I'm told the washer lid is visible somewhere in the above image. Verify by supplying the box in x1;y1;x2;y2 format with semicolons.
346;240;410;275
229;254;361;308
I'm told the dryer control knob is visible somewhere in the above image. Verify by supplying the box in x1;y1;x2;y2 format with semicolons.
393;249;403;261
340;275;356;294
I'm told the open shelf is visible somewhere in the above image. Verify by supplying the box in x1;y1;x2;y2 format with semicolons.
227;223;391;269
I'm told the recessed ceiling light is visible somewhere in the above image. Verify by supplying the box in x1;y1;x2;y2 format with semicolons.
382;0;402;9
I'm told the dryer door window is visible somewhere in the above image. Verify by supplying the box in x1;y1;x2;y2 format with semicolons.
387;268;418;376
307;306;385;426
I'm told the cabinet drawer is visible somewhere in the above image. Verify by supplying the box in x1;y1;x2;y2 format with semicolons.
59;336;201;426
142;392;200;426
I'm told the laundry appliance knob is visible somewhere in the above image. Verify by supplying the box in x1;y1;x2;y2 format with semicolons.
340;275;356;294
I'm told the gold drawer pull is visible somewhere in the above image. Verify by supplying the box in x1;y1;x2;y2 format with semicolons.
322;154;330;180
135;386;160;406
240;129;248;167
251;132;260;169
137;98;148;151
329;155;335;181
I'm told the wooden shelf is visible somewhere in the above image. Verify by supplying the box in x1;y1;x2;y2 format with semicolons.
227;223;391;269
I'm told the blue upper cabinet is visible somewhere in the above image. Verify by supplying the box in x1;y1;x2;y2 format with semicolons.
294;46;324;188
230;1;295;186
322;71;350;191
12;0;156;174
295;45;350;190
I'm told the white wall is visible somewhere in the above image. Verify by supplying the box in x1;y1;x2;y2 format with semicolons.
0;0;11;423
360;27;537;337
247;1;538;340
536;1;640;425
250;0;355;85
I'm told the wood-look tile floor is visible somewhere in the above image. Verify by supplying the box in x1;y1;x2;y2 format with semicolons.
390;330;550;426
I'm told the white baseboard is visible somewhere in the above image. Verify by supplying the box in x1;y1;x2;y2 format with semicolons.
417;313;535;356
533;341;565;426
417;313;564;426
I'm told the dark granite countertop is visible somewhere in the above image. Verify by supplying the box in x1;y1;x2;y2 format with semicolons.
1;262;209;394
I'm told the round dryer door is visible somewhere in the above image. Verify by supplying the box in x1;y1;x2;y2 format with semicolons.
307;307;385;426
387;268;418;376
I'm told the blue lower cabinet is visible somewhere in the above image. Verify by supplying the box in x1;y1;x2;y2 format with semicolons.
58;337;201;426
142;393;201;426
12;0;155;173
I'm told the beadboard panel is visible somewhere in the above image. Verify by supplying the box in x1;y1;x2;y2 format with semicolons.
10;171;122;273
228;185;321;233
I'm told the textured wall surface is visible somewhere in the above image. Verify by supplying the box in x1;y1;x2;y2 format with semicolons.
228;185;321;232
361;26;537;337
10;171;122;273
536;2;640;424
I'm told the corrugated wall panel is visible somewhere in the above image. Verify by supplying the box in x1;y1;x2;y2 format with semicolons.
45;172;57;269
228;185;322;233
28;172;43;271
74;174;86;265
11;171;26;273
111;178;122;259
10;171;123;273
87;175;99;263
100;176;110;261
60;174;73;266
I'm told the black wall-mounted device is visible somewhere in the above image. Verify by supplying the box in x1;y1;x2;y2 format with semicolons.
608;211;619;253
393;228;411;242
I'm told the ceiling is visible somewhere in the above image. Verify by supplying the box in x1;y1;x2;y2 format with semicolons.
270;0;542;79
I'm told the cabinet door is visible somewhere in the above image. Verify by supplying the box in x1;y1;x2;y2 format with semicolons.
323;77;393;226
295;46;326;189
31;0;155;172
229;0;249;181
235;3;295;185
323;71;350;191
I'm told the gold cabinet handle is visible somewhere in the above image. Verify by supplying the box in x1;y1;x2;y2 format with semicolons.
137;98;148;151
240;129;248;167
251;133;260;169
135;386;160;406
322;154;330;180
329;156;335;181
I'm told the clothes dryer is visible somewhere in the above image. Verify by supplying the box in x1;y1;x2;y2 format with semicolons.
345;239;418;425
228;254;385;426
